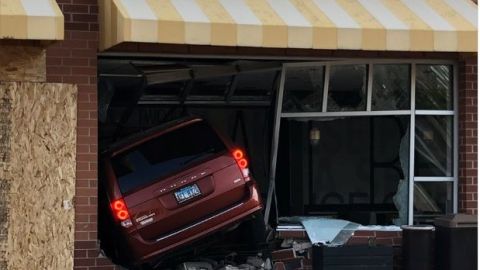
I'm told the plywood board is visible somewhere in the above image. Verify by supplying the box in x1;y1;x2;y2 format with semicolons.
0;45;46;82
0;82;77;270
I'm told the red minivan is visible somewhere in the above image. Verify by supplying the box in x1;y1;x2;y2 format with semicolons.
99;117;263;268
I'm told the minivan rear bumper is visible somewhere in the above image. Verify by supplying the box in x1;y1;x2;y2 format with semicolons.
123;182;262;264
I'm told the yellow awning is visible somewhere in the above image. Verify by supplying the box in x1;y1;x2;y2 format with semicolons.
100;0;477;52
0;0;64;40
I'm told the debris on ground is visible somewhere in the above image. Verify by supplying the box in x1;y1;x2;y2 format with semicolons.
175;253;272;270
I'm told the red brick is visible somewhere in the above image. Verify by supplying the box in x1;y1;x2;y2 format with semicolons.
47;48;72;57
77;162;91;171
78;119;97;127
75;231;89;240
77;153;97;162
272;249;296;261
74;250;87;258
75;214;90;223
375;231;398;238
277;230;307;239
87;249;100;258
72;67;96;75
75;197;90;205
347;236;371;245
76;188;97;197
63;57;90;66
89;267;116;270
76;205;97;214
63;4;89;13
75;241;97;249
77;170;97;179
62;39;89;49
96;258;115;266
74;258;96;267
353;230;375;237
76;223;97;232
66;22;90;31
273;262;286;270
71;31;98;40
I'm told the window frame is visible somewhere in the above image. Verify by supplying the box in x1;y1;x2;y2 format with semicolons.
267;59;458;225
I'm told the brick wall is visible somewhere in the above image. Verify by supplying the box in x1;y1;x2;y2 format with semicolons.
46;0;118;269
458;55;478;215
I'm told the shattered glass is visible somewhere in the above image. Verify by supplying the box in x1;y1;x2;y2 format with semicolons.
415;116;453;177
392;126;409;226
327;65;367;112
416;65;453;110
372;64;410;111
414;182;453;222
282;66;324;112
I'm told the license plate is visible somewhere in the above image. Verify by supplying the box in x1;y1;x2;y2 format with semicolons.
174;184;201;203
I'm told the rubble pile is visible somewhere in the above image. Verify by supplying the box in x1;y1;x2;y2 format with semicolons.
175;254;272;270
270;235;313;270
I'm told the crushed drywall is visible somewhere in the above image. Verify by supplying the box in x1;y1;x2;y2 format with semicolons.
0;82;77;270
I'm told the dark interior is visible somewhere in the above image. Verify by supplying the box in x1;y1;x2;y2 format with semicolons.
276;116;410;225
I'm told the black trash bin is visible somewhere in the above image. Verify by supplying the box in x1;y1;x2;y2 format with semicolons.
401;225;435;270
435;214;477;270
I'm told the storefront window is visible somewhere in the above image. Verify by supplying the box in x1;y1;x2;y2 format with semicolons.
372;64;410;111
414;115;453;177
274;61;457;226
328;65;367;112
282;66;324;112
414;182;453;223
416;65;453;110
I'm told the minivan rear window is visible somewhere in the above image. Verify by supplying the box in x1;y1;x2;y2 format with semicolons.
111;121;227;194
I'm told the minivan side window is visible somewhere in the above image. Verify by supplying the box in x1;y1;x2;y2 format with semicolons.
112;121;227;194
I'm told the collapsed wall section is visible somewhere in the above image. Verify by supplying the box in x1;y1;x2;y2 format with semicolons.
0;82;77;270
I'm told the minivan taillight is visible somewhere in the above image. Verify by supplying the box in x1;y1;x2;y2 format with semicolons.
111;198;132;228
232;149;250;181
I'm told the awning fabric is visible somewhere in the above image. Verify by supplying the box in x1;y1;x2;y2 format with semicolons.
100;0;477;52
0;0;64;40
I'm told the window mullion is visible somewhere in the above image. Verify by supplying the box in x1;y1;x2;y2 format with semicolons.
408;63;416;225
322;64;330;112
366;63;373;111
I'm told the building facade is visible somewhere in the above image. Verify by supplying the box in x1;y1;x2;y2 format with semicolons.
0;0;477;269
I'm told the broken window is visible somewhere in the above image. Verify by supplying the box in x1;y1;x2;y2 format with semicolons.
414;182;453;221
277;116;409;225
414;115;453;177
372;64;410;111
327;65;367;112
282;66;324;112
272;61;457;226
416;65;453;110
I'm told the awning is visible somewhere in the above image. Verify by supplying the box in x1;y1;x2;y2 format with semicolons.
0;0;64;40
100;0;477;52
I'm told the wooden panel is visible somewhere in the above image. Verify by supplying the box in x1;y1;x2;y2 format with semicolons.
0;82;77;270
0;45;46;82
